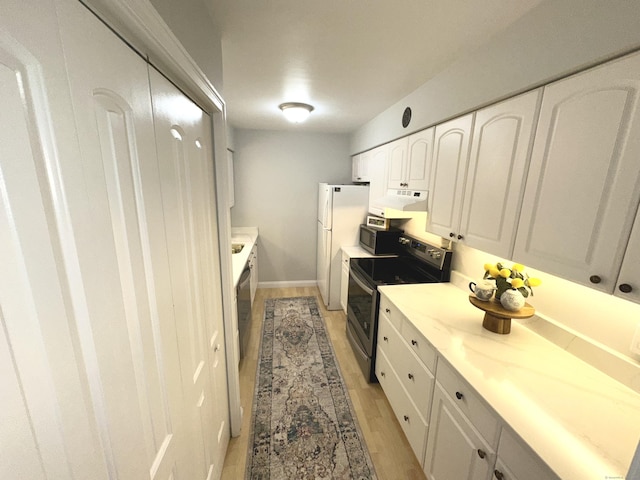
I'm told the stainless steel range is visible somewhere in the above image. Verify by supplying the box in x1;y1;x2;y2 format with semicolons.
346;234;452;382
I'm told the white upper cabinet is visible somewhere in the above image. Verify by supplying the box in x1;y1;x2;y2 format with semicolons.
457;90;541;258
427;92;540;258
616;208;640;303
387;136;409;189
367;143;390;214
427;114;474;240
387;129;433;191
513;51;640;295
352;150;371;183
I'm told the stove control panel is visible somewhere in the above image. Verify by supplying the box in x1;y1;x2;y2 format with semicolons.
398;235;451;270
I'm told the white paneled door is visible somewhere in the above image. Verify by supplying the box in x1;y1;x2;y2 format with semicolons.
1;0;229;478
1;0;109;478
149;67;229;480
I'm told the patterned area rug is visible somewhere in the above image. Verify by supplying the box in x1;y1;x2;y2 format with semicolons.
246;296;377;479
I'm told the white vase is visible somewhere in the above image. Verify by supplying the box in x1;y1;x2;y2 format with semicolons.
500;289;525;311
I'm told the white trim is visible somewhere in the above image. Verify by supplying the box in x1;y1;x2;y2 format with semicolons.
258;280;319;289
80;0;223;113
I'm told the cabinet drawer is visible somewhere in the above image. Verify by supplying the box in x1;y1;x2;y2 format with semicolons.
379;293;403;331
436;360;499;447
377;313;402;360
376;347;428;464
401;319;437;372
495;428;559;480
378;315;435;420
396;345;435;421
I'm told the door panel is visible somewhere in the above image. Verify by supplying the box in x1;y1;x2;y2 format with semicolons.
56;0;182;476
514;52;640;291
149;67;227;479
428;115;473;239
1;1;109;477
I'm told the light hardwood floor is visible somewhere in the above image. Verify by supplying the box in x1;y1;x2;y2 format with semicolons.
221;287;426;480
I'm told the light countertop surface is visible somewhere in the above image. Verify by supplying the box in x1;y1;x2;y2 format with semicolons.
378;283;640;479
230;227;258;287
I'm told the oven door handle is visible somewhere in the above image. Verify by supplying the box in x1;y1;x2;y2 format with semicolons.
350;270;374;296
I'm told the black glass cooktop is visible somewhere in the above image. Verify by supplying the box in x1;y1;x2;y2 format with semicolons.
351;256;441;286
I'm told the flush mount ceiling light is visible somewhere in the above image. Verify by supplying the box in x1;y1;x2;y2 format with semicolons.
279;102;314;123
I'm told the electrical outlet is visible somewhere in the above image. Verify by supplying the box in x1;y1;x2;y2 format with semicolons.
630;323;640;356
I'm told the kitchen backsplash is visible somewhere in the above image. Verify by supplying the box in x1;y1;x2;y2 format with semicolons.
391;211;640;393
452;242;640;394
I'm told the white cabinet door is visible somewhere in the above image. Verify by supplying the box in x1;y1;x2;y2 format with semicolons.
615;207;640;303
250;242;258;304
368;144;390;214
514;51;640;293
387;137;409;189
458;90;541;258
425;385;494;480
428;114;474;240
406;128;434;191
494;428;560;480
352;150;371;183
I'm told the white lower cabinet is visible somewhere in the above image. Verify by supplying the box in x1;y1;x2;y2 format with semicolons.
249;242;258;305
376;348;428;461
377;292;560;480
376;303;436;464
425;384;495;480
493;428;559;480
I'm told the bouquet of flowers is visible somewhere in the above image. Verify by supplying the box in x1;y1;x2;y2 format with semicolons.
483;262;541;299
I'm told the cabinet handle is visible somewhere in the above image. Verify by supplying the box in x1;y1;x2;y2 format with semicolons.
385;308;391;313
457;234;464;240
380;371;386;377
403;415;409;422
408;373;414;380
477;449;486;459
449;232;455;238
455;391;464;400
494;470;504;480
411;339;418;346
619;283;633;293
383;336;389;342
589;275;602;284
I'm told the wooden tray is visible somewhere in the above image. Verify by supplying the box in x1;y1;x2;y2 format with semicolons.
469;295;535;334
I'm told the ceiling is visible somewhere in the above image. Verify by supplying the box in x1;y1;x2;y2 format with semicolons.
208;0;545;134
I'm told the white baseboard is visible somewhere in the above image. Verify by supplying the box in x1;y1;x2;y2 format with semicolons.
258;280;318;289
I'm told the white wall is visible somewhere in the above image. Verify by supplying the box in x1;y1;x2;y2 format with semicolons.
149;0;223;92
351;0;640;154
231;129;351;284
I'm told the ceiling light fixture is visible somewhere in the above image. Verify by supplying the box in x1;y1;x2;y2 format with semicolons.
279;102;314;123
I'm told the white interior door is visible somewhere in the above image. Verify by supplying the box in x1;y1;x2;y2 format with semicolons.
149;67;229;479
55;0;186;477
1;0;109;478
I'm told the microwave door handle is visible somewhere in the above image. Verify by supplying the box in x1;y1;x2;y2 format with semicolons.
350;270;374;296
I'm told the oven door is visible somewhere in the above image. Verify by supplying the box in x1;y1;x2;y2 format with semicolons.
346;265;378;357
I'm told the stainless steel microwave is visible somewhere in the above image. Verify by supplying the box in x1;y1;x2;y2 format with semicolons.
359;224;403;255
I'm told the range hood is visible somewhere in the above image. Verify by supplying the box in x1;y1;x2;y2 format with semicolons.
369;189;428;218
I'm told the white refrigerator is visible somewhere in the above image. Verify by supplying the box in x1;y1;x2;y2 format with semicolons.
317;183;369;310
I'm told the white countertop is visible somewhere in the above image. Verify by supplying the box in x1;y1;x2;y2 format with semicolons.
378;283;640;480
231;227;258;287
